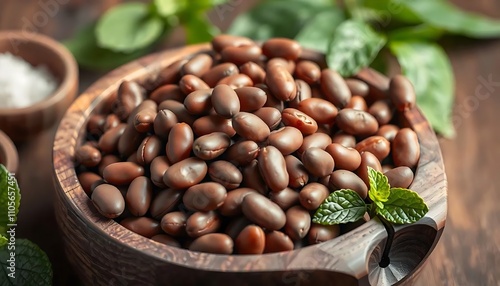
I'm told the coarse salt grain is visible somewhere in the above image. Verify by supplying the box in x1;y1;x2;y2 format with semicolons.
0;52;57;108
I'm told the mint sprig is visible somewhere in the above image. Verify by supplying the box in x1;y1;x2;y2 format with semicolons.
312;167;428;225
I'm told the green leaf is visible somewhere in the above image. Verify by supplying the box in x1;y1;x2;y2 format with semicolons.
64;24;152;71
367;166;390;203
389;41;455;137
96;3;164;53
376;188;429;224
388;24;444;41
312;189;367;225
295;9;345;53
0;164;20;235
0;235;7;248
326;20;386;77
402;0;500;38
154;0;186;17
0;239;52;285
360;0;421;24
228;0;334;40
183;13;220;44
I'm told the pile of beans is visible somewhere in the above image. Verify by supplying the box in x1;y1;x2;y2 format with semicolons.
76;34;421;255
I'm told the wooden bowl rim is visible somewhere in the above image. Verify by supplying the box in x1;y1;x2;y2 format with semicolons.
53;43;447;277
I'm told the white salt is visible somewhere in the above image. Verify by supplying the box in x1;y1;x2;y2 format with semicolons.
0;52;58;108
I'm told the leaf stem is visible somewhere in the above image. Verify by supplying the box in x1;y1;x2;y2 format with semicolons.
378;215;394;268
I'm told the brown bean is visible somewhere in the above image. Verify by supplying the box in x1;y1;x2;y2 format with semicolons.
158;100;196;126
161;211;188;237
297;98;338;124
98;154;120;177
260;84;284;111
217;74;253;88
308;224;340;244
98;123;126;154
285;206;311;241
355;136;391;161
299;182;329;210
264;231;294;253
241;160;268;195
208;160;242;190
154;59;187;87
221;44;262;65
239;62;265;84
166;123;194;164
392;128;420;168
385;166;414;188
325;143;361;171
78;172;102;195
376;124;399;142
193;132;231;160
267;58;296;74
252;107;282;130
235;225;265;254
91;184;125;218
212;34;254;52
298;133;332;155
211;84;240;118
329;170;368;198
150;156;170;188
235;87;267;112
258;146;289;192
151;234;181;248
345;79;369;97
389;75;416;111
153;109;178;139
75;145;101;167
118;123;146;157
262;38;302;60
102;162;144;185
242;193;286;230
301;148;335;178
126;176;153;216
186;211;221;238
269;187;300;210
120;217;161;238
133;108;156;133
285;155;309;188
183;182;227;212
232;112;270;142
289;79;312;109
224;140;259;166
266;64;296;101
179;74;210;95
163;157;208;189
192;114;236;137
345;95;368;111
331;132;356;148
202;63;239;87
225;217;252;240
219;188;257;216
87;114;105;136
357;151;382;188
136;135;162;165
369;100;393;125
335;109;379;137
267;126;303;155
182;53;213;77
150;189;183;219
116;80;146;120
149;84;184;104
103;114;121;132
295;60;321;84
320;69;351;108
183;89;212;115
189;233;233;254
281;108;318;135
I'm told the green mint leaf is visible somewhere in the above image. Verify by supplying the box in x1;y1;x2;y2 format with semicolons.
312;189;367;225
0;235;7;248
154;0;186;17
376;188;429;224
64;24;153;71
402;0;500;38
228;0;333;40
389;41;455;137
388;24;444;41
368;166;390;204
0;239;52;285
0;164;20;235
96;3;164;53
183;13;220;44
295;9;345;53
360;0;421;24
326;20;386;77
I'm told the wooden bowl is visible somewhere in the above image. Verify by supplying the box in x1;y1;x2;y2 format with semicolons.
0;31;78;142
53;44;447;286
0;129;18;174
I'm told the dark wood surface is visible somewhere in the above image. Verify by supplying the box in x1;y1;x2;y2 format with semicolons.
1;0;499;285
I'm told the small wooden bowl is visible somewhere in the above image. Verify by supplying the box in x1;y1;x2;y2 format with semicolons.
0;129;18;174
0;31;78;142
53;44;447;286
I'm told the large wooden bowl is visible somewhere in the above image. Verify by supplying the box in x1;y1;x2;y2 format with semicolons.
53;44;447;286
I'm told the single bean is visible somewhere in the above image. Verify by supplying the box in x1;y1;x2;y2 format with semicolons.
186;211;221;238
98;154;120;177
224;140;259;166
193;132;231;160
389;75;416;111
149;84;184;104
136;135;162;165
150;156;170;188
301;148;335;178
211;84;240;118
385;166;414;188
299;183;329;210
217;74;253;88
120;217;161;238
355;136;391;161
161;211;188;237
87;114;105;136
295;60;321;84
281;108;318;135
285;155;309;188
91;184;125;218
369;100;393;125
235;87;267;112
267;58;296;74
182;53;213;77
154;59;187;87
325;143;361;171
298;133;332;155
376;124;399;142
133;108;156;133
211;34;254;52
252;107;282;130
392;128;420;168
192;114;236;137
127;100;157;125
235;225;265;254
118;123;146;157
183;182;227;212
103;114;120;132
78;172;102;195
264;231;294;253
331;132;357;148
239;62;266;84
320;69;351;108
242;193;286;230
329;170;367;198
158;100;196;126
262;38;302;60
258;146;289;192
357;151;382;188
75;145;101;167
297;98;338;124
345;79;369;97
289;79;312;108
150;189;183;219
308;224;340;244
221;44;262;66
116;80;146;120
202;63;239;87
102;162;144;185
285;206;311;241
219;188;257;216
98;123;126;154
208;160;242;190
189;233;233;254
269;187;300;211
163;157;208;189
266;64;296;101
232;112;270;142
335;109;379;137
241;160;268;195
179;74;210;95
126;176;153;216
267;126;303;155
183;89;212;115
166;123;194;164
345;95;367;111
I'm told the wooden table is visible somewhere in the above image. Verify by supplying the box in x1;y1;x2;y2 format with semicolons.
1;0;499;285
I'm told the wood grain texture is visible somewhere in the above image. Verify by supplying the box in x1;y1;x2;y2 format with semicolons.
52;44;446;285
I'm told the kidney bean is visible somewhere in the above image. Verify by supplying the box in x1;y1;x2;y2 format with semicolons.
96;155;119;177
118;123;146;157
116;80;146;120
266;64;296;101
150;188;183;219
158;100;196;126
128;100;157;124
217;74;253;88
269;187;300;211
179;74;210;95
289;79;312;109
102;162;144;185
211;84;240;118
281;108;318;135
239;62;266;84
208;160;242;190
258;146;289;192
161;211;188;237
241;160;268;195
376;124;399;142
336;109;379;137
325;143;361;171
232;112;270;142
212;34;254;52
121;217;161;238
297;98;338;124
285;206;311;241
345;95;368;111
78;172;102;195
182;53;213;77
225;217;252;240
320;69;351;108
98;123;126;154
301;148;335;178
91;184;125;218
295;60;321;84
329;170;367;198
267;58;296;74
193;114;236;137
355;136;390;161
151;234;181;248
166;123;194;164
285;155;309;188
224;140;259;166
234;87;267;112
103;114;120;132
136;135;162;165
149;84;184;104
154;59;187;87
221;44;262;66
186;211;221;238
262;38;301;60
369;100;393;125
150;156;170;188
259;84;284;111
75;145;101;167
242;193;286;230
163;157;207;189
267;126;303;155
357;151;382;188
298;133;332;155
87;114;106;136
189;233;233;254
308;224;340;244
345;79;369;97
202;63;239;87
252;107;282;130
192;132;231;160
331;132;356;148
133;109;156;133
389;75;416;111
152;109;177;140
126;176;153;216
385;166;414;188
219;188;257;216
299;183;329;210
183;182;227;212
264;231;294;253
183;89;212;115
234;225;265;254
392;128;420;168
